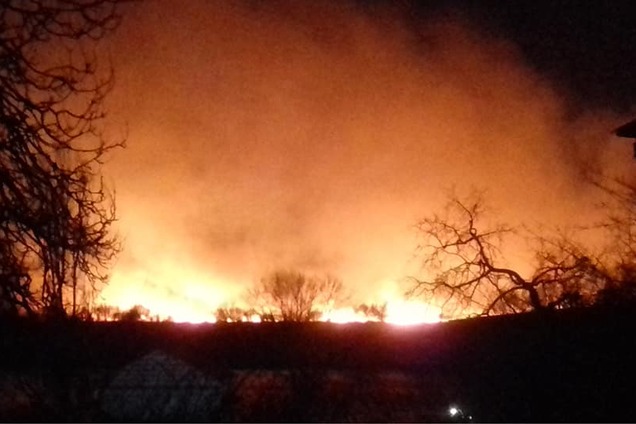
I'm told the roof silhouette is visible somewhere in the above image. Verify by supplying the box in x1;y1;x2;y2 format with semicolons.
615;118;636;138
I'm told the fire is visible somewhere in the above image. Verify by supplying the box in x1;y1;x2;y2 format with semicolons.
320;308;368;324
99;271;443;325
98;266;235;323
321;300;442;325
384;300;442;325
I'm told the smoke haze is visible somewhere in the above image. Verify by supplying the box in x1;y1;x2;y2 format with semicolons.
97;0;633;317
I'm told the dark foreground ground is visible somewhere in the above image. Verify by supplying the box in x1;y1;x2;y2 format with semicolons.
1;306;636;422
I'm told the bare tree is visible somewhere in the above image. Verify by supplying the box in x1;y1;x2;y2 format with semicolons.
248;270;343;322
595;263;636;308
0;235;33;315
91;303;119;321
0;1;126;317
355;302;387;322
113;304;150;322
589;175;636;264
407;194;602;317
585;173;636;307
214;305;256;323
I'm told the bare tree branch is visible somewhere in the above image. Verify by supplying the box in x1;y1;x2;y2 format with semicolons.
0;0;127;317
407;193;604;317
247;270;344;322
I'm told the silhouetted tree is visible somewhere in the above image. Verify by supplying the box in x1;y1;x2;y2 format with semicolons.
407;194;603;317
114;304;149;322
248;270;343;322
590;175;636;261
355;302;387;322
583;173;636;306
91;303;119;321
594;263;636;308
214;305;255;323
0;236;33;315
0;1;126;317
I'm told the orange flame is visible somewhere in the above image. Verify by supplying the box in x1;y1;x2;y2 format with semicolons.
99;271;443;324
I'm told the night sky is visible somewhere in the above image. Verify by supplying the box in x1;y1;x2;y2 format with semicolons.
95;0;636;320
389;0;636;112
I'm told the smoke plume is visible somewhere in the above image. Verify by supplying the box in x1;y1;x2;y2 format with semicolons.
97;0;632;318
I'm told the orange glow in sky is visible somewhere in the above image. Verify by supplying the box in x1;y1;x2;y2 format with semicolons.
92;0;625;325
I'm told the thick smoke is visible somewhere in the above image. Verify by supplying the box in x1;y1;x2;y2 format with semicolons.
98;0;631;318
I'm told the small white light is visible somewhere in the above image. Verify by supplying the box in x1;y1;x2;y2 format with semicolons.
449;406;459;417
